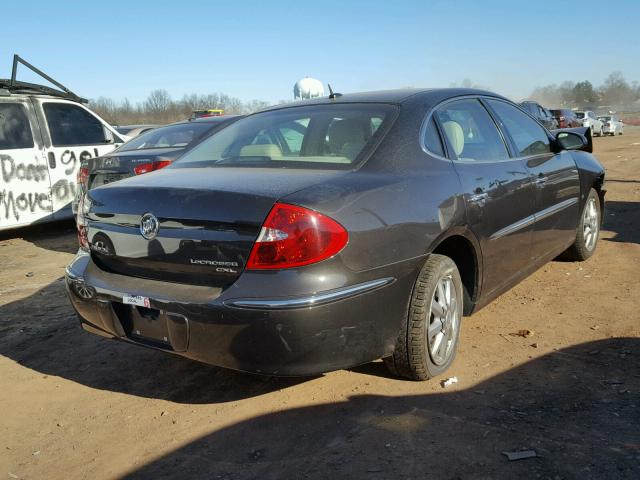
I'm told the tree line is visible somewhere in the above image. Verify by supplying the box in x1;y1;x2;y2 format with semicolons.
89;90;275;125
90;71;640;126
528;72;640;111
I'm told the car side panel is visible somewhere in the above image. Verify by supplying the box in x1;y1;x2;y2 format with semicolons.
526;152;581;260
570;150;606;212
282;101;466;273
0;97;52;229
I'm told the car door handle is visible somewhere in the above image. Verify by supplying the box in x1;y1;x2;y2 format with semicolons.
534;176;548;186
469;192;488;204
48;152;56;169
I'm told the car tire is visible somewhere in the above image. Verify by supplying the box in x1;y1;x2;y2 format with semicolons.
563;188;601;261
384;254;463;380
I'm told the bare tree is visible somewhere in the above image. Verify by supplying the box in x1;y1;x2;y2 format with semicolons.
90;89;275;125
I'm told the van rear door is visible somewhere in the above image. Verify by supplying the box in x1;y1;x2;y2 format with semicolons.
0;97;53;230
32;98;124;220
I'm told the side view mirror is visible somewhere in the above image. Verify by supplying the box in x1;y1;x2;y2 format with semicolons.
556;131;591;153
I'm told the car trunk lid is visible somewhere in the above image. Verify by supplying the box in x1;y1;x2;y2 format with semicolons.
87;147;184;189
86;167;345;287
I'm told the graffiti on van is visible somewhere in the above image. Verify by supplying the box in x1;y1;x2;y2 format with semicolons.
1;154;48;183
1;149;97;222
60;148;97;176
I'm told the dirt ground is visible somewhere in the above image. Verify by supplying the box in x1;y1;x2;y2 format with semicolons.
1;129;639;480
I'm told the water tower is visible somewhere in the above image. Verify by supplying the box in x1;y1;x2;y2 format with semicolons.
294;77;324;100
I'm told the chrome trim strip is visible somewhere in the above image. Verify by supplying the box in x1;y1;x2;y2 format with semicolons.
490;197;579;240
490;215;535;240
224;277;396;310
534;197;578;222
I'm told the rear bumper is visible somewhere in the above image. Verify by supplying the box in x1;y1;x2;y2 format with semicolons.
65;252;417;376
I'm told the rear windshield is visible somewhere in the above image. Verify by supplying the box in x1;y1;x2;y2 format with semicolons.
599;116;611;121
574;112;585;119
117;122;213;152
172;103;396;169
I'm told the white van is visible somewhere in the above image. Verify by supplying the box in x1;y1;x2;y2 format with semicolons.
0;56;125;230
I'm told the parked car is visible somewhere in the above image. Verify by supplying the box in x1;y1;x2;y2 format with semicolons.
76;116;241;194
115;124;158;138
575;111;604;137
0;55;125;231
549;109;582;129
66;88;605;381
73;116;242;241
520;101;558;130
598;115;624;135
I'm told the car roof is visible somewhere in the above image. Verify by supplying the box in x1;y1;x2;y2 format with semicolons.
259;88;508;113
0;92;80;102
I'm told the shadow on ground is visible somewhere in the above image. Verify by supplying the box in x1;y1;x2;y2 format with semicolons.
121;338;639;480
602;200;640;245
1;279;639;478
0;280;308;403
0;219;78;254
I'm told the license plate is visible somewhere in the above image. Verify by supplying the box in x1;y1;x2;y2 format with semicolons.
123;295;150;308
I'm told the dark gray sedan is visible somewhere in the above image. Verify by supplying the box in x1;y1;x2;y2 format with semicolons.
66;89;605;380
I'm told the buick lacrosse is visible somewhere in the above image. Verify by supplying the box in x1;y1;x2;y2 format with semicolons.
66;89;605;380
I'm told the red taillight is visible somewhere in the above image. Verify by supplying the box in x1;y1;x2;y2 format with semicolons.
155;159;172;169
134;163;155;175
77;166;89;186
133;158;172;176
246;203;348;269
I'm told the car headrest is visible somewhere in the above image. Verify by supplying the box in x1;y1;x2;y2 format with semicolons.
442;121;464;157
327;119;368;154
239;144;282;158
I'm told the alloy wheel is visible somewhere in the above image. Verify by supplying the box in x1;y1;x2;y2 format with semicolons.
583;197;599;251
427;275;460;366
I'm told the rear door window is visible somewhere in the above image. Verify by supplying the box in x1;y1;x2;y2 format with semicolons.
434;99;509;162
278;119;308;155
43;103;107;146
486;99;551;157
423;117;444;157
0;103;34;149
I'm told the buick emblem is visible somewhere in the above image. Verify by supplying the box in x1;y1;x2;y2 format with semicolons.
140;213;159;240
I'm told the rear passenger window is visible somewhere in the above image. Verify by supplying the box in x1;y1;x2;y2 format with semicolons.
435;99;509;162
278;119;308;155
43;103;107;146
486;99;550;157
0;103;34;149
423;117;444;156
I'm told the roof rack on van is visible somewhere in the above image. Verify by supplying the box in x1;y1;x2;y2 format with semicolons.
0;54;88;103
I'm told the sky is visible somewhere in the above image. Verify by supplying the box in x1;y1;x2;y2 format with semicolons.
1;0;639;105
